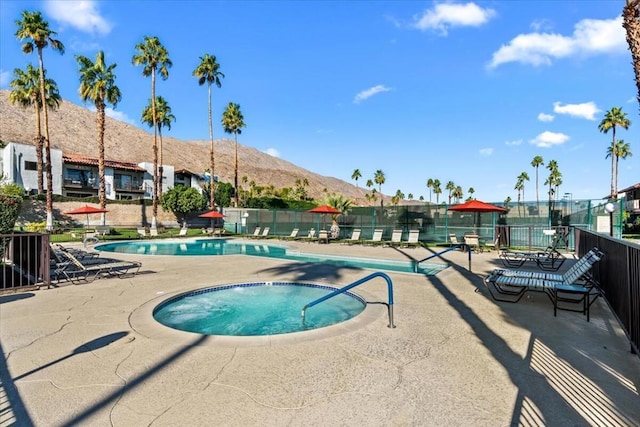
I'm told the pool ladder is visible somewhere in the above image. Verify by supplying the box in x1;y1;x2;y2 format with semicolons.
301;272;395;328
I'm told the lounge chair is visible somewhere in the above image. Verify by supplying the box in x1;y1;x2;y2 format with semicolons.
388;229;403;246
249;227;262;238
137;228;147;238
403;230;420;248
53;247;142;284
499;234;566;271
178;227;188;237
256;227;270;238
285;228;299;240
464;234;483;253
150;228;159;238
318;229;329;244
449;234;464;250
482;234;500;252
365;229;383;245
484;247;604;320
343;228;361;245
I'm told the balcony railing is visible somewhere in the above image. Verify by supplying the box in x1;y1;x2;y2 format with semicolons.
113;180;144;192
63;178;98;189
625;199;640;213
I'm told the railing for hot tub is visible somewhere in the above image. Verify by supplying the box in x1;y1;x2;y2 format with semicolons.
414;244;472;273
301;272;395;328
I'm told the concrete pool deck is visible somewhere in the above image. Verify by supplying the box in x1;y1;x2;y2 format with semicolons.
1;239;639;426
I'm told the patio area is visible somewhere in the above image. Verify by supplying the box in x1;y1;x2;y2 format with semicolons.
1;241;639;426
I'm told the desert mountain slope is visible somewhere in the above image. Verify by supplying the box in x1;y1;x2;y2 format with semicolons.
0;89;374;203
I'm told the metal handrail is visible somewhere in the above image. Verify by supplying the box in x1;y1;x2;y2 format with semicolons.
301;272;396;328
415;244;472;272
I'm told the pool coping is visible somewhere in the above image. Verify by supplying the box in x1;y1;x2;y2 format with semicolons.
128;282;384;347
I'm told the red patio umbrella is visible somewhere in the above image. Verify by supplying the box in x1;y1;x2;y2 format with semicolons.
308;205;341;230
66;205;109;229
448;199;506;213
448;199;505;234
198;210;225;219
307;205;341;214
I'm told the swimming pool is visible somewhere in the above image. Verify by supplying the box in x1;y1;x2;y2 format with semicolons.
96;240;447;275
153;282;366;336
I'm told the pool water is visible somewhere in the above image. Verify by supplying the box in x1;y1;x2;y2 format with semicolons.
96;240;447;275
153;282;366;336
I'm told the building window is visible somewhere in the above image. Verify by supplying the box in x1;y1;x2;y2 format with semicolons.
25;161;37;171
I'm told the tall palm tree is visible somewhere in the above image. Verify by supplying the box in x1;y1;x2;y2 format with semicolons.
351;169;362;188
76;51;121;211
9;64;60;194
531;156;544;209
545;160;561;213
623;0;640;109
221;102;246;207
426;178;434;204
433;179;442;204
517;172;529;201
15;10;65;229
606;140;633;196
445;180;455;204
193;53;224;209
374;170;385;208
452;186;463;203
598;107;631;197
141;96;175;201
132;35;172;228
468;187;475;199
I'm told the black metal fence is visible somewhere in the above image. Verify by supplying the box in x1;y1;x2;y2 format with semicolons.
1;232;50;291
575;227;640;355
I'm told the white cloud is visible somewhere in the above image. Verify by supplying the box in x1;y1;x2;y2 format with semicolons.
264;148;280;158
529;131;569;148
488;16;625;68
45;0;112;35
505;139;522;146
412;2;496;35
105;108;135;124
479;148;494;156
0;69;10;87
553;101;600;120
538;113;554;122
353;85;391;104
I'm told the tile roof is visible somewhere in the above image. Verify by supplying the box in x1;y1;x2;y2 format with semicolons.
64;153;146;172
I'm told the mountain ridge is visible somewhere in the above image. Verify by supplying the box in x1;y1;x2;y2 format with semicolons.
0;89;377;204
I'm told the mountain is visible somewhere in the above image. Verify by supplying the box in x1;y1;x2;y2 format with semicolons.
0;89;376;204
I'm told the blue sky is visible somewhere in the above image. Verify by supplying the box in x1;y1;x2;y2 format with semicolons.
1;0;637;204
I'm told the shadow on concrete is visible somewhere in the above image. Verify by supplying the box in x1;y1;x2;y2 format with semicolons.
423;251;639;425
0;293;35;304
0;339;34;426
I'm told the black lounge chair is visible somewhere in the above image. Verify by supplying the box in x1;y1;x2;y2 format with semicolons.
498;233;567;271
484;247;604;320
52;246;142;284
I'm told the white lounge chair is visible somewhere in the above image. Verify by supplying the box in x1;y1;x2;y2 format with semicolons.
403;230;420;248
137;228;147;238
389;229;403;246
343;228;361;245
365;229;383;245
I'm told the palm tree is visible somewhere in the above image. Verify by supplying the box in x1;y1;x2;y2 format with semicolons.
623;1;640;109
408;193;413;201
351;169;362;188
445;180;455;204
468;187;475;199
15;10;65;229
607;140;633;196
374;170;385;208
545;160;561;213
599;107;631;197
141;96;175;201
221;102;246;207
9;64;60;194
426;178;434;203
193;53;224;209
76;51;121;211
395;189;404;203
132;35;172;228
433;179;442;204
531;155;544;210
452;186;463;203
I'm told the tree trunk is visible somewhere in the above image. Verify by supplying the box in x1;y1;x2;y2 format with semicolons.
624;0;640;111
32;102;44;194
158;126;163;202
37;48;54;229
208;82;215;209
97;97;106;210
151;71;158;228
234;132;238;207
